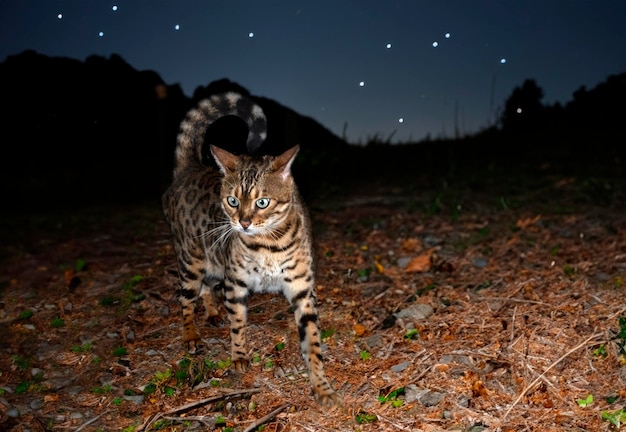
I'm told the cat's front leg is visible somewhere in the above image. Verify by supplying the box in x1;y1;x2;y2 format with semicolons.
223;277;250;371
291;286;343;407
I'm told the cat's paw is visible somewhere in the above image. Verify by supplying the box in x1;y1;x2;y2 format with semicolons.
186;339;204;355
231;358;249;373
315;390;343;408
183;331;202;354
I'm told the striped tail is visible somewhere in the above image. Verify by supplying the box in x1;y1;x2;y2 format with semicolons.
173;92;267;177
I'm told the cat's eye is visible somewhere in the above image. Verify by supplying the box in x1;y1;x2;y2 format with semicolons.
256;198;270;209
226;196;240;207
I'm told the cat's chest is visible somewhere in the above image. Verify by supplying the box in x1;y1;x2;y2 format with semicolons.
240;253;285;293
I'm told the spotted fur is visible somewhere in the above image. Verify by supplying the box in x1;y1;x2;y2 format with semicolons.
162;92;341;406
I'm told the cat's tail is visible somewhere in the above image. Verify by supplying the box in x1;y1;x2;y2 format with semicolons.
173;92;267;176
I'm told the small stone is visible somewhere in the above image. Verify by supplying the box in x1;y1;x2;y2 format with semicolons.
125;330;135;341
396;257;412;269
364;333;383;349
438;354;473;366
419;390;444;407
404;384;428;403
394;304;433;321
66;385;85;395
7;407;20;417
472;257;488;268
64;302;73;312
31;368;44;378
123;395;145;405
457;396;470;407
69;412;84;420
159;307;169;316
30;398;44;410
106;332;119;338
390;361;411;373
145;349;159;356
23;324;36;330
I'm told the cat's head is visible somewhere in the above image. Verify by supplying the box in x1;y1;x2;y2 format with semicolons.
210;145;299;236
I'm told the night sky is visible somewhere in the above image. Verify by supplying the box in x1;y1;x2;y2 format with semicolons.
1;1;625;143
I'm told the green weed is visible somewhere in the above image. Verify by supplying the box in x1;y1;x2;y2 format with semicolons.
593;344;607;358
71;342;93;353
576;394;593;407
50;317;65;328
11;355;29;370
75;258;87;272
18;310;33;320
404;329;419;340
113;346;128;357
602;409;626;428
355;411;377;424
379;387;405;407
321;328;335;340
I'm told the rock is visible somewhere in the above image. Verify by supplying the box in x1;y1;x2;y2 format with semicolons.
390;361;411;373
403;384;443;406
404;384;427;403
472;257;488;268
364;333;383;349
30;398;44;410
438;354;473;366
419;390;444;407
394;304;433;321
123;395;145;404
396;257;412;269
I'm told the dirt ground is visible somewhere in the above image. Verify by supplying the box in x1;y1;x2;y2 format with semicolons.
1;160;626;431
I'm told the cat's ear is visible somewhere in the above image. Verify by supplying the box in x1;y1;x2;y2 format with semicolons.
210;145;240;173
273;145;300;181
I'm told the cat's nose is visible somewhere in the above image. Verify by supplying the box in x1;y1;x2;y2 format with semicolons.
240;219;251;230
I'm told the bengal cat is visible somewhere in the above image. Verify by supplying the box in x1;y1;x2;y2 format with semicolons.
162;92;341;406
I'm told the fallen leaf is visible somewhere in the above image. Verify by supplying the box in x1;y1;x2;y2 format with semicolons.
354;324;366;336
516;214;542;230
404;248;436;273
402;237;422;252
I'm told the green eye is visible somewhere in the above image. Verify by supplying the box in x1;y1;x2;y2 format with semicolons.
256;198;270;209
226;196;240;207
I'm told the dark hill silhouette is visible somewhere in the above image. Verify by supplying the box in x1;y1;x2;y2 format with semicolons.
0;50;347;211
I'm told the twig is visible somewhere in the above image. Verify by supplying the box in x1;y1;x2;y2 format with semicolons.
510;305;517;342
74;410;109;432
243;403;290;432
502;332;602;421
164;388;261;415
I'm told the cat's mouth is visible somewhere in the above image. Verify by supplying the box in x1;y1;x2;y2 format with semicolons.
236;224;260;235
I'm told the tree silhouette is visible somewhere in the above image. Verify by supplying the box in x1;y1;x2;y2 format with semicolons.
499;79;545;133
